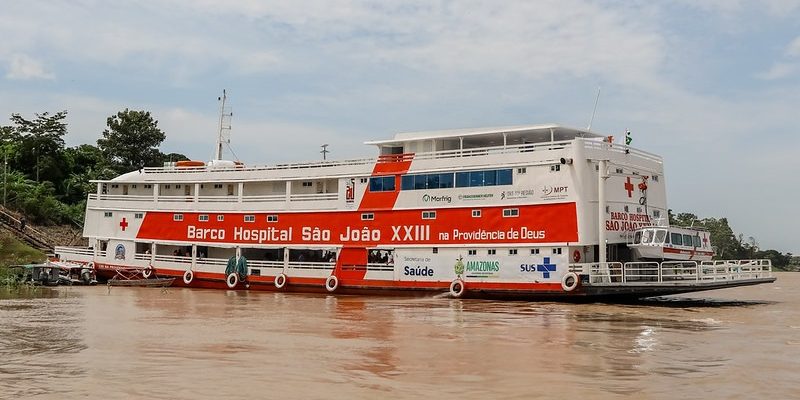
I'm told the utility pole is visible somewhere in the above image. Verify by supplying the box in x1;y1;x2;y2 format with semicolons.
320;144;329;160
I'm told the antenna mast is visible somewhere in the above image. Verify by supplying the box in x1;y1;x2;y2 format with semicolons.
587;86;601;130
215;90;233;160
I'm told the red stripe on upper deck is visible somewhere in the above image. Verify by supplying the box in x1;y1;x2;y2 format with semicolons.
357;153;413;211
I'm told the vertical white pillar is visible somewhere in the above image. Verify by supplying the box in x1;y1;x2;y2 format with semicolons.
285;181;292;208
598;159;609;266
237;182;244;203
194;183;200;203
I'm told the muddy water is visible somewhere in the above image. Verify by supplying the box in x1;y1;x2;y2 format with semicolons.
1;273;798;399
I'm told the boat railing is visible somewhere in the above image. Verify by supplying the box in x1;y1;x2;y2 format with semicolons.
89;193;337;203
583;140;663;164
138;140;576;175
286;261;335;270
242;194;286;203
571;259;772;285
247;260;284;269
290;193;338;202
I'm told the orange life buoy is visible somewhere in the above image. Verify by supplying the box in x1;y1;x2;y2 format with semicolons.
572;250;581;263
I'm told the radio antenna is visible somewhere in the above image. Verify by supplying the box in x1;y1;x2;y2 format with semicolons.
215;89;233;160
587;86;601;130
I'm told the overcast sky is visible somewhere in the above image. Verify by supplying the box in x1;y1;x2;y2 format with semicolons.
1;1;798;252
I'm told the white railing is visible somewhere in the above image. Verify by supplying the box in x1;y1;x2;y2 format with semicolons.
55;246;95;257
290;193;338;202
242;194;286;203
247;260;284;269
571;259;773;285
286;261;335;270
583;140;663;165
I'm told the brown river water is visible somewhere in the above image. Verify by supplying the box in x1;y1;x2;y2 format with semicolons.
1;273;798;399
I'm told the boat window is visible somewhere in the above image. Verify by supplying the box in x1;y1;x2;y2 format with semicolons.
671;232;682;246
641;229;653;244
633;231;642;244
693;235;701;247
683;234;694;247
369;176;395;192
654;229;667;244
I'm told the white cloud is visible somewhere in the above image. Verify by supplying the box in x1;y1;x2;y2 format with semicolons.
786;36;800;57
756;62;796;80
5;54;54;80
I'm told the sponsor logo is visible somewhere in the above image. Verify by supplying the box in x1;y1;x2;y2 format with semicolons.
458;193;494;201
114;244;126;260
502;189;536;200
404;266;434;276
540;185;568;200
520;257;557;278
345;178;355;203
422;194;452;203
465;260;500;278
454;255;465;278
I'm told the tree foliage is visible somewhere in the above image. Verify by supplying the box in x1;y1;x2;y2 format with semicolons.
97;109;166;173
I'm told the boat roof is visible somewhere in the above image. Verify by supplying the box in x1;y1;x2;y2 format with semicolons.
364;124;604;146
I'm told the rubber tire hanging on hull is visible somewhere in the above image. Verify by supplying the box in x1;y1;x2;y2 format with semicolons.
226;272;238;289
325;275;339;292
183;270;194;285
561;272;579;292
81;270;92;284
449;279;466;298
274;273;287;289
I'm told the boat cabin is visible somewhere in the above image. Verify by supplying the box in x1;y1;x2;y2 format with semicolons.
628;226;714;261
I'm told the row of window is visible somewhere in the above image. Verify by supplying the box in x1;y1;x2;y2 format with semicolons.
369;168;514;193
105;208;521;222
461;248;561;256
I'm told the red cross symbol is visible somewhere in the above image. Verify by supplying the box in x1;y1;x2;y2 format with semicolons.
119;217;129;231
624;177;634;198
702;234;708;247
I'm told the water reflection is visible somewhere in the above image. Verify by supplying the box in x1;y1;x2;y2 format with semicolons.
0;287;87;399
0;274;796;400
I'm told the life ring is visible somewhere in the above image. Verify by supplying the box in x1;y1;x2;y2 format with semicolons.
183;270;194;285
274;273;287;289
142;266;154;279
449;279;465;298
572;250;581;263
325;275;339;292
561;272;579;292
226;272;238;289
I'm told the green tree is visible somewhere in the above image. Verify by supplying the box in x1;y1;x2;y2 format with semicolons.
8;111;68;184
97;109;166;173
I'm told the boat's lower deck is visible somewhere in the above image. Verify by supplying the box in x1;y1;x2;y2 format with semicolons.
84;258;776;301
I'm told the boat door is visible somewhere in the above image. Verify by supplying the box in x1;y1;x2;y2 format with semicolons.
184;185;191;196
122;185;128;195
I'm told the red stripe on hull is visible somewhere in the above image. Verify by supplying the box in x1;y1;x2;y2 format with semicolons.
96;264;577;297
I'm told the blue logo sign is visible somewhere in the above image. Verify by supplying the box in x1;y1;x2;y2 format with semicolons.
537;257;556;278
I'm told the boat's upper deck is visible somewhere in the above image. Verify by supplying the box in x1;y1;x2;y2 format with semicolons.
105;124;654;184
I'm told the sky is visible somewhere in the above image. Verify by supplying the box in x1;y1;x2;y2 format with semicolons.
1;0;799;252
